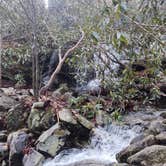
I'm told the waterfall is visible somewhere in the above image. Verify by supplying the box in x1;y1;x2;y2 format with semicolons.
44;124;137;166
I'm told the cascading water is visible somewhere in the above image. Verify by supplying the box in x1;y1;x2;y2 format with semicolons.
44;124;137;166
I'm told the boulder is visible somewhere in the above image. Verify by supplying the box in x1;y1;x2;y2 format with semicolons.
6;104;30;131
0;91;18;112
116;135;156;163
36;124;70;156
0;143;8;161
23;149;45;166
128;145;166;166
7;130;29;166
72;110;95;130
156;132;166;145
28;102;56;133
59;108;77;125
149;119;166;135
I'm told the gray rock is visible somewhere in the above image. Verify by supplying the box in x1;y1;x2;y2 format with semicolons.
6;104;29;131
28;102;56;133
128;145;166;166
59;108;77;124
149;119;166;135
72;110;95;130
7;130;29;166
36;124;70;156
0;143;8;160
23;149;45;166
116;135;156;163
0;91;18;112
156;132;166;145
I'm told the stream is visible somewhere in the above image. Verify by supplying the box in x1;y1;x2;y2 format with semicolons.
44;124;138;166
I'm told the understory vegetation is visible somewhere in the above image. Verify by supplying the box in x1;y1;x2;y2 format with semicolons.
0;0;165;117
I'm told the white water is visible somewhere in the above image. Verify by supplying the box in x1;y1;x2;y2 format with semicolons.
44;124;137;166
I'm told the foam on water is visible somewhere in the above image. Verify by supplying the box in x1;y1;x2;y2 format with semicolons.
44;124;137;166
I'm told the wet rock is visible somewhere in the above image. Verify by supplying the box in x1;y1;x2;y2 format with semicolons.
130;134;146;145
0;91;18;112
116;135;156;163
156;132;166;145
149;119;166;135
0;131;7;142
59;108;77;124
6;104;29;131
23;149;45;166
128;145;166;166
0;143;8;161
28;102;56;133
36;124;70;156
7;130;29;166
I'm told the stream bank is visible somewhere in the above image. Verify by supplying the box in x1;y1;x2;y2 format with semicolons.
0;87;166;166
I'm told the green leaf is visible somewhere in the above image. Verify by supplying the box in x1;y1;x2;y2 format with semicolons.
114;4;121;19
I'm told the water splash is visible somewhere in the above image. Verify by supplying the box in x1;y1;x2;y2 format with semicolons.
44;124;137;166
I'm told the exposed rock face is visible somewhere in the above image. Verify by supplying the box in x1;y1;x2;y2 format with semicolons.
36;124;70;156
128;145;166;166
28;102;56;133
116;135;156;163
6;104;30;131
23;149;45;166
7;130;29;166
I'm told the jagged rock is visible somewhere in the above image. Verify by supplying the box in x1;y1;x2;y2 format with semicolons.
36;124;70;156
0;143;8;161
73;111;95;130
116;135;156;163
6;104;30;131
0;91;18;112
28;102;56;133
7;130;29;166
148;119;166;135
127;145;166;166
59;108;77;124
0;131;7;142
23;149;45;166
156;132;166;145
96;110;112;126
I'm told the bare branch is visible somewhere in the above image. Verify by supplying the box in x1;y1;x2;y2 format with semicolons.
39;28;85;95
